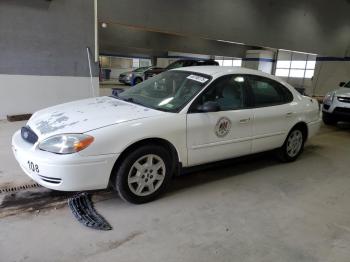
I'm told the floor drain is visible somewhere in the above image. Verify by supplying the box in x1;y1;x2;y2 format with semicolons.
0;183;42;194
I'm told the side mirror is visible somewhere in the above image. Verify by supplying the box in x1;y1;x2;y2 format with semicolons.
197;101;220;113
339;82;346;87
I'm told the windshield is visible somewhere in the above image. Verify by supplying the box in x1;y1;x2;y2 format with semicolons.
133;67;150;73
345;81;350;88
117;70;211;112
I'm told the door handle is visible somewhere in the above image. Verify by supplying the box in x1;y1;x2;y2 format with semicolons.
239;118;250;124
286;112;294;118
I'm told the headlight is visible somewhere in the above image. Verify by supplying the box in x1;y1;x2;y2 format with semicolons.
127;73;133;78
323;92;335;104
39;134;94;154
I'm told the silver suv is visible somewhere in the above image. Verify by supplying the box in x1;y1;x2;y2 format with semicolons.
119;66;163;85
322;81;350;125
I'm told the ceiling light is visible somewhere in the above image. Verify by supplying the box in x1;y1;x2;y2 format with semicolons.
101;22;108;28
217;39;245;45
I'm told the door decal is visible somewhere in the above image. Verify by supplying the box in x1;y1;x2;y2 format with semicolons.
215;117;231;137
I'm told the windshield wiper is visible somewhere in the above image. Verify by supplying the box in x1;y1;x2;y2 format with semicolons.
113;96;172;112
120;97;145;107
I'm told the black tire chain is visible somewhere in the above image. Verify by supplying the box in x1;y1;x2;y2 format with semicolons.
68;192;112;230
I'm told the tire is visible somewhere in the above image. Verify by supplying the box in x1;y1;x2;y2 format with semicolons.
322;114;337;126
113;145;173;204
277;127;305;162
134;78;142;85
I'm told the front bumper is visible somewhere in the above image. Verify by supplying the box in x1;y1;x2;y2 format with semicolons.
12;130;119;191
119;76;131;84
323;99;350;122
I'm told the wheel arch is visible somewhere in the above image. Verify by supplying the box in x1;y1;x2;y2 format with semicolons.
133;76;143;85
291;121;308;141
109;137;180;184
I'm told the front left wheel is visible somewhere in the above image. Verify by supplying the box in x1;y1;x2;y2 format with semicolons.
133;77;143;85
113;145;173;204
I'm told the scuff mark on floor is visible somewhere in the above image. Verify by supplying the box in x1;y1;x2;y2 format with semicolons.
90;231;144;256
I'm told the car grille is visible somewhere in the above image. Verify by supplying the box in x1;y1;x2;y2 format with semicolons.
333;107;350;114
38;175;62;184
21;126;38;144
337;96;350;103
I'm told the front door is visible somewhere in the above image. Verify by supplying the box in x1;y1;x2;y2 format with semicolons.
186;75;253;166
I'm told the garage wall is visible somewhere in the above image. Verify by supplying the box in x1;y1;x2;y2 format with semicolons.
98;0;350;56
99;23;249;59
312;58;350;96
0;0;98;119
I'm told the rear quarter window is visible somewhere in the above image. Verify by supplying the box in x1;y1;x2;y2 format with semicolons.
248;75;293;107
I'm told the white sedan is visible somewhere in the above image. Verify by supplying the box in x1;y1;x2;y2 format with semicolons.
12;67;321;203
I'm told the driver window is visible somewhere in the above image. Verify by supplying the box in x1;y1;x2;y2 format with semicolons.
194;75;247;111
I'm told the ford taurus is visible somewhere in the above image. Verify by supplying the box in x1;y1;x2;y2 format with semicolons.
12;67;321;203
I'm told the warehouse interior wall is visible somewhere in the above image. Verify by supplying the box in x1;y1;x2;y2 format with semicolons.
99;24;249;59
98;0;349;96
312;59;350;96
98;0;350;57
0;0;348;119
0;0;99;119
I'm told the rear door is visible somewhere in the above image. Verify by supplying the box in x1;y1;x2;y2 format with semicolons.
247;75;296;153
186;74;254;166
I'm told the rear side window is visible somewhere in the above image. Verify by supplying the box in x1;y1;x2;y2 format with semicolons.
183;60;196;67
195;60;219;66
248;75;293;107
204;60;219;65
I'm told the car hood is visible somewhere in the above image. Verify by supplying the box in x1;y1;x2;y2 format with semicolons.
27;96;163;139
120;71;132;76
335;87;350;97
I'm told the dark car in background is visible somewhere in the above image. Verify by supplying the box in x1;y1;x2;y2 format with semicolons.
144;59;219;80
119;66;163;85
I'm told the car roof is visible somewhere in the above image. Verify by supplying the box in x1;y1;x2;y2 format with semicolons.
173;66;277;79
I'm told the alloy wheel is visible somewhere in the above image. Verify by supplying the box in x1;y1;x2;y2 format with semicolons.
127;154;166;196
286;130;303;157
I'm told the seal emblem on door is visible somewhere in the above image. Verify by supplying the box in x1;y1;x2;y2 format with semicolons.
215;117;231;137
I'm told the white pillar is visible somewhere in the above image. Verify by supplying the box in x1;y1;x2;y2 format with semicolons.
243;50;275;74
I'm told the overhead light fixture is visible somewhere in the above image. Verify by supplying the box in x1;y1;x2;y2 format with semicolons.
217;39;245;45
279;48;317;56
101;22;108;28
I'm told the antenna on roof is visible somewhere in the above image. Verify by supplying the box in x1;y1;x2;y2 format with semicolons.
86;47;95;97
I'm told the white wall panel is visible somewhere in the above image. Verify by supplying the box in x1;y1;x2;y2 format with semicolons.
0;75;99;119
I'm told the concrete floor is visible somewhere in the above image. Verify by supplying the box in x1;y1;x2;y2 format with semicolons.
1;122;350;262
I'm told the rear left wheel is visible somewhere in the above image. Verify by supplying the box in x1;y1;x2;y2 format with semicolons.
277;127;305;162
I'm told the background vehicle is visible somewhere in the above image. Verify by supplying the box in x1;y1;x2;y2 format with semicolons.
144;59;219;80
12;67;320;204
322;81;350;125
119;66;163;85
